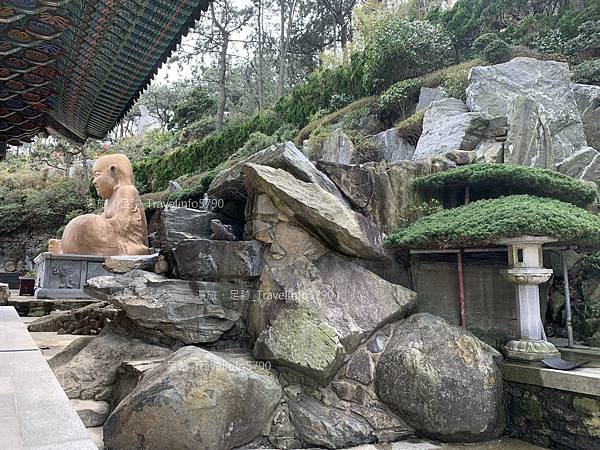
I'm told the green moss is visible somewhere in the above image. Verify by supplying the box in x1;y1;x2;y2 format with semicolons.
378;59;482;117
394;110;425;146
386;195;600;249
295;97;378;146
413;164;598;207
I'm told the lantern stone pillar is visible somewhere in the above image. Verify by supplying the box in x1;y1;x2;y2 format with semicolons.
498;236;560;362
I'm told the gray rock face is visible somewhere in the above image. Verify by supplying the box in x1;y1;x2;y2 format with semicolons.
416;86;446;111
556;147;600;183
413;99;487;160
48;336;95;371
289;395;375;448
52;323;171;400
104;346;282;450
317;159;448;234
208;141;348;206
467;57;588;164
103;253;159;274
243;163;385;260
505;96;552;168
371;128;416;163
345;347;375;385
157;206;229;250
572;83;600;150
110;357;166;411
71;400;110;427
475;140;504;163
85;270;253;344
252;247;415;385
321;128;356;164
174;239;265;281
375;313;505;442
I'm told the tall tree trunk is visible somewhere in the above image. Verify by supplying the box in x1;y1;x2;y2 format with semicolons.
277;1;286;98
216;32;229;132
257;0;264;111
277;0;297;99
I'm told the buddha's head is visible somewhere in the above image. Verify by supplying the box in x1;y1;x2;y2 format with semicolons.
92;154;135;199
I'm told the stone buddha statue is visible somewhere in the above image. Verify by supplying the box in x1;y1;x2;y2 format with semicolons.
48;154;150;256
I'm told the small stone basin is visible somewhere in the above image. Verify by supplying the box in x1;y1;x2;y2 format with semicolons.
501;268;553;285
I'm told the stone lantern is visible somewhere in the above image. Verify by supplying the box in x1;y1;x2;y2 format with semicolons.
498;236;560;361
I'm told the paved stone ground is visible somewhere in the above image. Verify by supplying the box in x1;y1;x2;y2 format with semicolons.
0;306;96;449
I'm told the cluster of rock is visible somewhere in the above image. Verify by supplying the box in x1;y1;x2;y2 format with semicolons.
28;301;118;335
307;58;600;187
48;140;506;449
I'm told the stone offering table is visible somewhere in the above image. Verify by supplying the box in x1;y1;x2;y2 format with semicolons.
34;253;111;300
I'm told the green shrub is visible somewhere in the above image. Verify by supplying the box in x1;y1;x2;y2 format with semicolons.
177;116;216;144
482;39;512;64
378;59;482;116
413;164;598;207
295;97;378;146
0;179;89;235
378;78;423;116
352;137;378;164
568;20;600;57
573;59;600;86
386;195;600;249
133;110;283;193
362;19;453;93
275;53;368;127
471;32;499;54
395;110;424;146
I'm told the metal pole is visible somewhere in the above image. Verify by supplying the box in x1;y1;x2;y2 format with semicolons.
457;250;466;328
562;250;574;348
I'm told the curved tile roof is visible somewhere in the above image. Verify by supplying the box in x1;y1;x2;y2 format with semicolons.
0;0;210;145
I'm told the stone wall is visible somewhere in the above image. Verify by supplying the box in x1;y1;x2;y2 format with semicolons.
410;252;520;347
506;381;600;449
0;230;53;273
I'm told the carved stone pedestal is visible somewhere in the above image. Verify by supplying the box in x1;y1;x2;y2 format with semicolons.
34;253;111;299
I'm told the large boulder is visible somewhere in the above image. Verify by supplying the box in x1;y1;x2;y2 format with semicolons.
317;159;448;234
556;146;600;183
52;323;171;400
321;128;356;164
467;57;588;164
375;314;505;442
416;86;446;111
572;83;600;150
174;238;265;281
85;270;254;344
413;98;487;160
289;395;375;448
504;95;553;168
208;141;347;205
104;346;282;450
370;128;416;163
157;206;230;250
243;163;385;260
248;215;415;384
